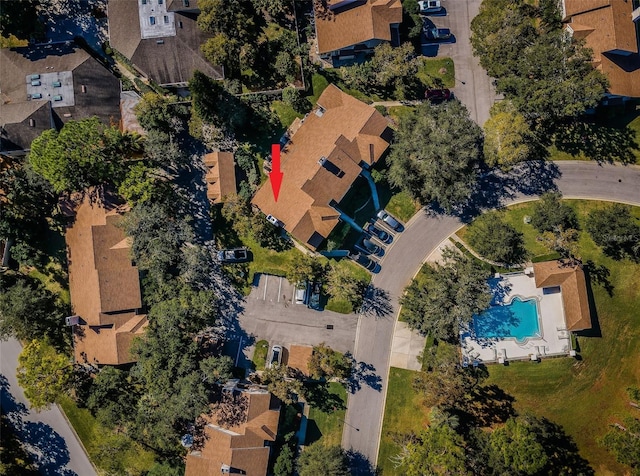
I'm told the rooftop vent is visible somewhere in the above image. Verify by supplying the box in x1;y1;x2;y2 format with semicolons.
53;95;62;101
156;39;164;44
53;81;61;87
31;93;42;99
81;85;86;93
31;80;41;86
315;106;325;117
29;118;35;127
30;74;40;80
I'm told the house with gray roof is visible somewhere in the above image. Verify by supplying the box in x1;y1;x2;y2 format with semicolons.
107;0;223;87
0;42;121;155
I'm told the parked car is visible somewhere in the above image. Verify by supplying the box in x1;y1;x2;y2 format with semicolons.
423;27;452;41
418;0;442;14
217;248;250;263
295;283;308;305
425;88;452;102
308;282;322;310
269;345;283;368
349;252;381;274
365;223;392;244
357;237;384;257
377;210;404;232
266;214;284;227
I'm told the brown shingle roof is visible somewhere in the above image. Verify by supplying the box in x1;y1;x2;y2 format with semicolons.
66;194;147;365
533;261;592;332
563;0;640;97
315;0;402;54
203;151;237;203
286;344;313;377
251;84;391;249
107;0;223;85
185;389;280;476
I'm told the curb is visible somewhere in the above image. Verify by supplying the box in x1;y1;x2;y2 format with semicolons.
55;402;100;475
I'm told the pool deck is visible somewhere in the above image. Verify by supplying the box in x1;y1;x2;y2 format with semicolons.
461;272;572;364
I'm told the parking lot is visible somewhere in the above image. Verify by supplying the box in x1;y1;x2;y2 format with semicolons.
232;275;360;367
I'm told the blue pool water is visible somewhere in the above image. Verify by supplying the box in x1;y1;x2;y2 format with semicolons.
473;296;540;342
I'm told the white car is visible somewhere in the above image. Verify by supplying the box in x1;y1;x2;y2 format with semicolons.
269;345;283;368
418;0;442;14
266;214;284;228
295;283;308;305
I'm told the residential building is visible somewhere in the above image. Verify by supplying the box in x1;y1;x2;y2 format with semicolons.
0;42;121;155
66;193;147;366
533;260;592;332
107;0;223;87
314;0;402;65
563;0;640;97
185;381;280;476
203;151;237;204
251;84;392;250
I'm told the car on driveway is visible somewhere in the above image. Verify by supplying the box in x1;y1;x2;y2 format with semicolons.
423;27;451;41
308;282;322;310
356;237;384;257
418;0;442;14
266;214;284;228
295;283;308;305
269;345;283;368
377;210;404;232
217;248;250;263
348;252;381;274
365;223;392;244
425;88;452;102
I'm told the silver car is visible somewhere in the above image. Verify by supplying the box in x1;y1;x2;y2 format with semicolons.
269;345;283;368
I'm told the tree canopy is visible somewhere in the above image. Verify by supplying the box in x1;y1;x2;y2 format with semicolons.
307;344;353;381
531;192;579;233
29;117;142;193
400;249;492;341
297;444;350;476
388;101;483;212
586;203;640;261
466;212;527;265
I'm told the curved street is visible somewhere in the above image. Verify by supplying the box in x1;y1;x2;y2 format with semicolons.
342;161;640;469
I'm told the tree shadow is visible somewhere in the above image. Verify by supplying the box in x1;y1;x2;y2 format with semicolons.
303;418;322;446
302;382;346;413
346;361;382;394
0;374;77;475
584;260;614;297
458;384;516;429
536;417;595;475
553;120;640;165
359;285;394;319
346;449;379;476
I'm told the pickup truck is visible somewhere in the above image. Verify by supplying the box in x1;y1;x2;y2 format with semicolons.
217;248;250;263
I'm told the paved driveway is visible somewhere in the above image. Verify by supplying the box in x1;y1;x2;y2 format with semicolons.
422;0;498;125
342;161;640;470
1;338;97;476
231;275;359;366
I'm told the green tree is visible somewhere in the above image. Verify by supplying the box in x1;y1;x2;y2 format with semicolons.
189;71;248;133
260;364;303;405
601;416;640;472
388;101;482;212
0;159;57;266
201;33;240;75
483;101;538;170
275;51;297;83
297;444;349;476
134;92;188;134
307;343;353;380
29;117;141;193
200;355;234;384
394;425;470;476
400;248;491;341
273;442;296;476
487;417;548;475
538;226;581;265
325;263;368;310
285;253;324;287
282;87;311;114
117;163;171;206
86;367;139;430
531;192;579;233
467;212;527;264
586;203;640;260
17;339;72;411
0;275;67;349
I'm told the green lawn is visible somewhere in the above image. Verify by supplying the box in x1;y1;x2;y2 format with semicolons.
310;73;330;106
58;396;156;474
377;368;429;474
305;383;347;447
548;104;640;165
385;190;420;223
387;105;415;125
253;339;269;370
382;200;640;474
271;100;303;128
416;57;455;89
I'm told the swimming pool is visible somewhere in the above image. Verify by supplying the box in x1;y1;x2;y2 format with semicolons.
473;296;541;342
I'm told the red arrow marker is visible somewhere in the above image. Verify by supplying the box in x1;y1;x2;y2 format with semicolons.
269;143;284;202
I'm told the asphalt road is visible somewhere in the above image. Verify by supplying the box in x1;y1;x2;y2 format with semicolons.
424;0;498;125
0;338;97;476
342;161;640;469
